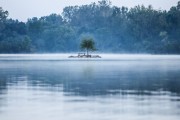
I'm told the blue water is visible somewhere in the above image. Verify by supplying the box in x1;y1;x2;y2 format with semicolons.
0;54;180;120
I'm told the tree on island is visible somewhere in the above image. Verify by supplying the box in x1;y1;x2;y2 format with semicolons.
80;37;96;56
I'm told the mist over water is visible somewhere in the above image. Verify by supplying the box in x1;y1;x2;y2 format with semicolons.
0;54;180;61
0;54;180;120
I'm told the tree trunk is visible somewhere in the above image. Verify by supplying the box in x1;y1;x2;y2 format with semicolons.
87;49;89;56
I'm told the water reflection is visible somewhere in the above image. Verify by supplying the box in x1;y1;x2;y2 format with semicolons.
0;55;180;120
0;60;180;95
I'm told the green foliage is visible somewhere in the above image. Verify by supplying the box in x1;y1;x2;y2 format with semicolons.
0;36;31;53
0;7;31;53
80;37;96;55
0;7;8;22
0;0;180;53
0;7;8;39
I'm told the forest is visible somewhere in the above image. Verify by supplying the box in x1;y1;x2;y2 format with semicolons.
0;0;180;53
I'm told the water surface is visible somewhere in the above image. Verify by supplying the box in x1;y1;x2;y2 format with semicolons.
0;54;180;120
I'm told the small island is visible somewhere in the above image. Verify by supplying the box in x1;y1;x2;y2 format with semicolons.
69;37;101;58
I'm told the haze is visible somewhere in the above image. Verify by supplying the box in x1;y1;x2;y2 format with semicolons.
0;0;179;22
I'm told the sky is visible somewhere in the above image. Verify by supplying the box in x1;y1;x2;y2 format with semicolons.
0;0;179;22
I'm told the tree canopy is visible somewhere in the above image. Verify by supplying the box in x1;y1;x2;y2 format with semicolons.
80;37;96;55
0;0;180;54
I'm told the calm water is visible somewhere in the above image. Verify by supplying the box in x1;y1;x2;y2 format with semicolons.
0;54;180;120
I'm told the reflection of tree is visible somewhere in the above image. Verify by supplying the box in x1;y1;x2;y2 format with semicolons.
0;76;8;94
82;64;94;80
62;68;180;96
0;61;180;97
0;75;8;112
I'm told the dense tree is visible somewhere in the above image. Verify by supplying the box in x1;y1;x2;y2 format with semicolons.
0;0;180;53
0;7;8;40
26;14;76;52
0;7;31;53
80;37;96;55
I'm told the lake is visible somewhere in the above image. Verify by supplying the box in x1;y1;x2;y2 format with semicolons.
0;54;180;120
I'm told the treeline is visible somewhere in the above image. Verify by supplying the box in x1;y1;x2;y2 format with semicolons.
0;0;180;53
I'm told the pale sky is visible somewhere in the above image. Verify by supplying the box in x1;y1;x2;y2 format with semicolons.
0;0;179;22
